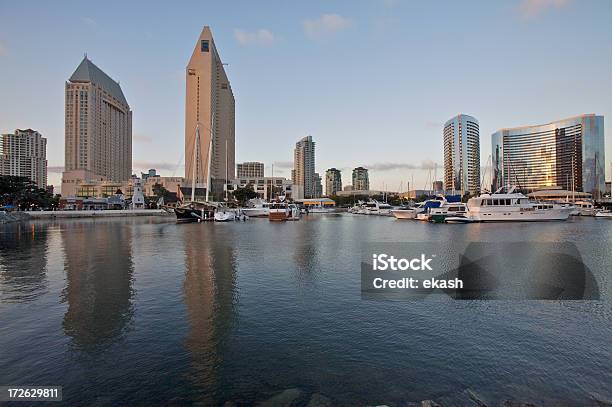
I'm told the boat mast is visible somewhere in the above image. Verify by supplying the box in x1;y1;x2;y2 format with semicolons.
205;117;214;202
225;139;228;202
191;123;200;202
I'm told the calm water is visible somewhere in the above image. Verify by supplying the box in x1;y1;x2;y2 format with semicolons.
1;215;611;406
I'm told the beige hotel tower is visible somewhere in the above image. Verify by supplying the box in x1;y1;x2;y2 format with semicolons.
62;56;132;196
185;26;235;198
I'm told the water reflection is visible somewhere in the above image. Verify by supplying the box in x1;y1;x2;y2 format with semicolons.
182;225;237;404
61;221;135;351
0;223;49;303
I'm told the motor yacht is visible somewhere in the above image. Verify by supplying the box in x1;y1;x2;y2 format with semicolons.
466;187;571;222
241;198;270;217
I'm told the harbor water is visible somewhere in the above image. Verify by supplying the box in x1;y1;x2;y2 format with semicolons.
1;215;611;405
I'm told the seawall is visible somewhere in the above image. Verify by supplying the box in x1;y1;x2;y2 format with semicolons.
27;209;172;219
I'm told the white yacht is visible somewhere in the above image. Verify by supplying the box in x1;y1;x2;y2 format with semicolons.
363;200;393;216
391;204;420;219
574;200;595;216
466;187;571;222
241;198;270;217
595;210;612;218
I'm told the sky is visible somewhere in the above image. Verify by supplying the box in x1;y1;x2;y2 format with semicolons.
1;0;611;192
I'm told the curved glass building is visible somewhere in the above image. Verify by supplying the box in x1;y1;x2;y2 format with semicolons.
443;114;480;195
491;114;605;196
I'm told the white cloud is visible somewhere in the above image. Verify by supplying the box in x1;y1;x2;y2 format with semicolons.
303;14;352;39
517;0;570;19
234;29;275;46
81;17;97;27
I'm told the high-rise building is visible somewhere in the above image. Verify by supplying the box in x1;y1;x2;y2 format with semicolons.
185;26;235;199
492;114;605;196
0;129;47;188
443;114;480;195
325;168;342;196
433;180;444;194
352;167;369;191
237;162;264;178
62;56;132;196
313;173;323;198
293;135;315;199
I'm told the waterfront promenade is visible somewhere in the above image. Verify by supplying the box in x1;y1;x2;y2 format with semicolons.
26;209;171;220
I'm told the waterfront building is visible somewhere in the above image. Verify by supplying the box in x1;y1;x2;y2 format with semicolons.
491;114;605;196
143;176;185;197
62;56;132;197
314;173;323;198
336;189;394;197
443;114;480;195
352;167;369;191
0;129;47;188
325;168;342;196
185;26;235;200
231;176;292;200
141;169;157;180
237;162;264;178
293;135;316;199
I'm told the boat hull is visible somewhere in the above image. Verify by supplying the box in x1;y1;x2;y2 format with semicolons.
242;207;269;217
468;209;570;222
392;210;417;219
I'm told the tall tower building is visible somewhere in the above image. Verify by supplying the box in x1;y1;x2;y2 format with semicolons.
0;129;47;188
352;167;369;191
62;56;132;196
443;114;480;195
325;168;342;196
185;26;235;199
292;136;315;199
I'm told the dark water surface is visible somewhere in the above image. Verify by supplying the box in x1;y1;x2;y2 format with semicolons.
1;215;611;406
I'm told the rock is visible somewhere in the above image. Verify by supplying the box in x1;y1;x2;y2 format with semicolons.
420;401;441;407
306;393;333;407
257;388;304;407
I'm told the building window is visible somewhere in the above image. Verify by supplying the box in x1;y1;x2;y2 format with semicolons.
201;40;209;52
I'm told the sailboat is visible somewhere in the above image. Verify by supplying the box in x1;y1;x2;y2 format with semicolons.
174;122;218;222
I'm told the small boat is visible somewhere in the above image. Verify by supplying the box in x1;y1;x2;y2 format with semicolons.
391;205;419;219
214;209;236;222
174;201;217;222
269;199;290;221
595;210;612;218
429;201;468;223
241;198;270;217
575;200;596;216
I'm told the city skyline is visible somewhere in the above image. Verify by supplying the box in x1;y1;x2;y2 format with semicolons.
1;1;612;191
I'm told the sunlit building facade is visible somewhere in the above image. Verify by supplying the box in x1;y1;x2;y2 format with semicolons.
185;26;235;200
492;114;605;196
443;114;480;195
325;168;342;196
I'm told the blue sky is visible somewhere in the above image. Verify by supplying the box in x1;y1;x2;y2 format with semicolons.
1;0;611;191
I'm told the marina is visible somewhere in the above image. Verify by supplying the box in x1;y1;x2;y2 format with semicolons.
1;215;611;405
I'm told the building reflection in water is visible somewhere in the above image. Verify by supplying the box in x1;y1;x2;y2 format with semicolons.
0;223;49;302
182;225;237;404
61;221;135;351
